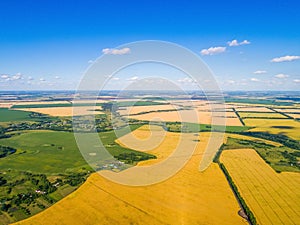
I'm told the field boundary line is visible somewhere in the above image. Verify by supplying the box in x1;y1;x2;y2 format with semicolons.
232;108;245;126
88;180;167;225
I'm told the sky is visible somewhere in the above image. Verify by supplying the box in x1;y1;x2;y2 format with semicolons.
0;0;299;91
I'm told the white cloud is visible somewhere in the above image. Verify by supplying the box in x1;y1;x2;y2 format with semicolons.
40;78;46;81
271;55;300;62
228;39;250;47
254;70;267;74
1;74;9;79
250;78;259;82
11;73;22;80
102;47;131;55
55;76;60;79
88;60;94;64
294;79;300;83
275;73;289;79
201;46;226;55
28;76;34;80
127;76;139;81
111;77;120;81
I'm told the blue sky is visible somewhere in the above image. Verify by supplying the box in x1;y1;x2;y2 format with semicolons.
0;0;299;91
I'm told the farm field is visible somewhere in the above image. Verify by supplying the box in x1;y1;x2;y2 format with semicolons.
226;133;283;147
115;125;169;154
222;136;300;173
0;101;75;109
128;110;242;126
118;101;238;113
14;106;104;117
118;104;178;116
238;112;287;118
11;100;108;108
287;113;300;119
234;107;273;112
0;125;157;223
0;127;154;174
14;126;246;225
13;101;71;106
161;100;240;110
243;119;300;140
0;103;14;108
0;130;90;173
220;149;300;225
274;108;300;113
0;108;37;122
168;100;207;107
225;98;294;106
1;94;300;224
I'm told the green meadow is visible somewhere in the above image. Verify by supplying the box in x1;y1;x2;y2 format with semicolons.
0;108;36;122
0;126;154;174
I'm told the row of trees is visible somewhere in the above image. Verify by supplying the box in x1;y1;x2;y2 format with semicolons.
241;132;300;150
116;152;156;164
212;143;257;224
219;163;257;225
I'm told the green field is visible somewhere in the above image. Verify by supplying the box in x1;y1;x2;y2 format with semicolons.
0;108;38;122
165;122;250;133
0;127;154;174
0;131;89;173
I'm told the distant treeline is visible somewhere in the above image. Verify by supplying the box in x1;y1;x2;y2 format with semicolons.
241;132;300;150
225;98;294;106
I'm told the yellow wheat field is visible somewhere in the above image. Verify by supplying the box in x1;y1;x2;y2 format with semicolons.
238;112;287;118
274;108;300;113
168;100;208;107
14;127;246;225
13;101;70;106
235;107;273;112
0;103;15;108
128;110;242;126
14;106;103;117
221;149;300;225
244;119;300;140
287;113;300;119
118;104;178;116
